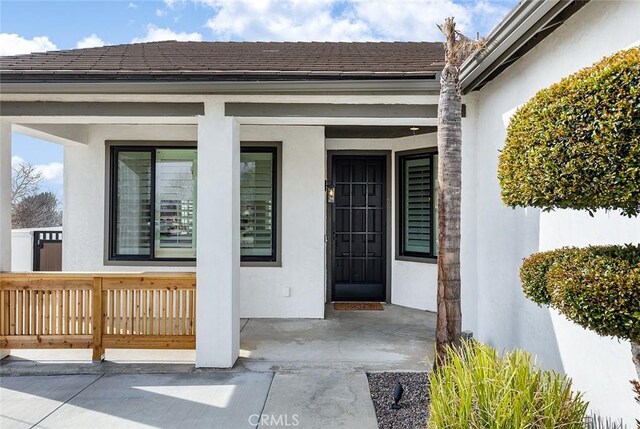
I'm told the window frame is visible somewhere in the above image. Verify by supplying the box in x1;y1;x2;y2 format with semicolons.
106;141;282;267
107;143;197;264
240;144;280;265
396;148;438;263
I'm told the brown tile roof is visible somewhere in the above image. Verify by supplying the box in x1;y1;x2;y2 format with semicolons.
0;41;444;81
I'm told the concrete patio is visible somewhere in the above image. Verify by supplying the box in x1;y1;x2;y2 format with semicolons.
240;303;435;371
0;304;435;428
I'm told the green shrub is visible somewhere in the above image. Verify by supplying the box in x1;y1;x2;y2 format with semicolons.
520;245;640;342
520;249;565;305
428;340;588;429
498;47;640;216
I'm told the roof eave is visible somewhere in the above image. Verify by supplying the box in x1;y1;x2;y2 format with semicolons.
0;77;441;96
460;0;589;94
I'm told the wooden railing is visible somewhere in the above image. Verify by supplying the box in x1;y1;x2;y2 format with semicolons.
0;272;196;360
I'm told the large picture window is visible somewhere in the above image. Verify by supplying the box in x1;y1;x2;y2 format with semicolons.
397;150;438;259
109;144;278;263
110;146;197;261
240;147;277;262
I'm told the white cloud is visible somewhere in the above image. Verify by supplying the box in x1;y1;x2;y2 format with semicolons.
156;8;168;17
76;34;106;49
128;2;137;8
354;0;474;41
203;0;371;42
195;0;510;42
163;0;183;8
11;156;63;185
469;0;512;37
0;33;57;56
11;155;25;169
131;24;202;43
35;162;64;184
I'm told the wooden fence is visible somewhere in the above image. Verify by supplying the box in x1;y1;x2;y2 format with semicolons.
0;272;196;360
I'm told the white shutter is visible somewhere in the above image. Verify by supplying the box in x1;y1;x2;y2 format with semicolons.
154;149;197;258
116;151;152;256
241;151;275;258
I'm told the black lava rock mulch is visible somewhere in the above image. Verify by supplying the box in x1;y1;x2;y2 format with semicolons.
367;371;430;429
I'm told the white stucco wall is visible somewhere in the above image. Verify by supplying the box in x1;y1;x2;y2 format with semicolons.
63;124;198;272
63;123;443;317
11;227;64;271
471;1;640;423
460;93;479;334
63;123;326;318
239;125;326;319
327;133;439;312
11;229;34;271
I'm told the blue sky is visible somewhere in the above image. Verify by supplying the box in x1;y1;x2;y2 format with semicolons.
2;0;518;197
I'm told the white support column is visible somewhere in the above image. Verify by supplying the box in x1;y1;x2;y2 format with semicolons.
0;121;12;359
0;121;11;272
195;102;240;368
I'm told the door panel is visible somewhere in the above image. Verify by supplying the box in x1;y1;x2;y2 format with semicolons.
39;243;62;271
331;156;386;302
33;230;63;271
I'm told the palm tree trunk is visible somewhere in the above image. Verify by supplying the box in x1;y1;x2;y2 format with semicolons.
435;18;463;367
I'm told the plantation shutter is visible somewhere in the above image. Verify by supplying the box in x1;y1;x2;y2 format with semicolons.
432;154;438;254
116;151;152;256
154;149;197;258
241;150;275;259
403;156;432;254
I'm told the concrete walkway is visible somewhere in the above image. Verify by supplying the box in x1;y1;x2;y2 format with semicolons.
1;373;273;429
1;304;435;428
261;370;378;429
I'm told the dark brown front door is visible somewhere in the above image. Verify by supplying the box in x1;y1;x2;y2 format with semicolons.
331;155;386;301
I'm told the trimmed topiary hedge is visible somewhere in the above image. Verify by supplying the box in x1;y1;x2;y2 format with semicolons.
520;244;640;342
498;47;640;216
520;248;566;305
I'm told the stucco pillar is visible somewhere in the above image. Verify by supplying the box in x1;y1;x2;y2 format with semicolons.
195;102;240;368
0;121;11;272
0;121;12;359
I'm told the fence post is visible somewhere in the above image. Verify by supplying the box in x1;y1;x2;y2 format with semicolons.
92;276;104;362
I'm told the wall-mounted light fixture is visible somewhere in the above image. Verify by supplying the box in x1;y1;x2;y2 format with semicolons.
325;181;335;203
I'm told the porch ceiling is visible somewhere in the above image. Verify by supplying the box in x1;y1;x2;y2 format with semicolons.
2;101;445;120
325;125;436;139
1;101;204;117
